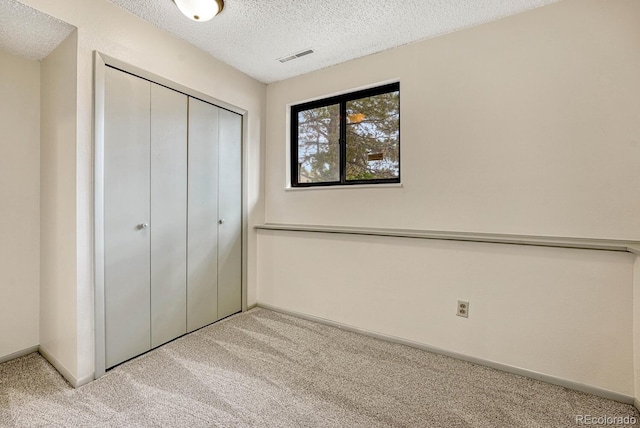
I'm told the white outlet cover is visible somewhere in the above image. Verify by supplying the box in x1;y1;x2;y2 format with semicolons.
457;300;469;318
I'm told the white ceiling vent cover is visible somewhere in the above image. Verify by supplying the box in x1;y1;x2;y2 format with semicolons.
278;49;315;63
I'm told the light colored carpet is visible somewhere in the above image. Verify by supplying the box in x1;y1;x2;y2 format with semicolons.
1;308;638;427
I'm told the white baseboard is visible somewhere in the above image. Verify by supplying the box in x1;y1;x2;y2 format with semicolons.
0;346;39;364
38;346;94;388
257;303;635;406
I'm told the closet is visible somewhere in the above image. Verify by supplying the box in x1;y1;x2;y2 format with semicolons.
103;66;241;369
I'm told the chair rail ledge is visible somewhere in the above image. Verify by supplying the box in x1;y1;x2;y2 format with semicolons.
255;223;640;253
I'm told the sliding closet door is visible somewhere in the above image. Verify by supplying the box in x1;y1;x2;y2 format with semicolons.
187;98;219;332
150;83;188;347
104;67;151;368
217;109;242;319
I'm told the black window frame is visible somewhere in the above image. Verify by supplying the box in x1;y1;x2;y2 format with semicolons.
291;82;400;187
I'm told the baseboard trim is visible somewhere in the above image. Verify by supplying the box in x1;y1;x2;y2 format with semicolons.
38;346;93;388
635;398;640;412
0;346;39;364
257;303;635;405
74;373;94;388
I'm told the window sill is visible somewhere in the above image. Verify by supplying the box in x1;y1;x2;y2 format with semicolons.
285;183;403;191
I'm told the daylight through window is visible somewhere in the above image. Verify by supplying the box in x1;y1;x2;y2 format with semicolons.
291;82;400;187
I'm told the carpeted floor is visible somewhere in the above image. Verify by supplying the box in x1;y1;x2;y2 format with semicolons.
0;308;638;427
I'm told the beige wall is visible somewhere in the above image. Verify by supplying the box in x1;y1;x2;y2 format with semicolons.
258;232;634;396
20;0;266;383
260;0;640;398
0;48;41;360
265;0;640;239
40;31;79;378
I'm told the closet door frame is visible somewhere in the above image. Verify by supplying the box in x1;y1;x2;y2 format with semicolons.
93;52;248;379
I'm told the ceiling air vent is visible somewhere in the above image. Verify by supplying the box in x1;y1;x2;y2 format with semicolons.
277;49;315;63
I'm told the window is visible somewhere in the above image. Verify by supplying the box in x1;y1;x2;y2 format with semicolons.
291;82;400;187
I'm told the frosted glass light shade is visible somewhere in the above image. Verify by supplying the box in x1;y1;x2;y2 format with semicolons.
174;0;223;22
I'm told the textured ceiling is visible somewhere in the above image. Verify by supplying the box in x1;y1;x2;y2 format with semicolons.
0;0;75;61
108;0;559;83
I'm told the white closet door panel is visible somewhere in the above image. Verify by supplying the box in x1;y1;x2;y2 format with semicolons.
150;83;188;347
104;67;151;368
187;98;219;332
217;109;242;319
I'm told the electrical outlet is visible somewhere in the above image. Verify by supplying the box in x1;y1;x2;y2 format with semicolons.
457;300;469;318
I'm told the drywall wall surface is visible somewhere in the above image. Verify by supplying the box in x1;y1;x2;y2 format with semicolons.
257;231;635;396
265;0;640;241
0;48;41;360
260;0;639;397
19;0;266;380
40;31;79;377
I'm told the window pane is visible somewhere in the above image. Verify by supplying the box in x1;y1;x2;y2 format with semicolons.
346;91;399;181
296;104;340;183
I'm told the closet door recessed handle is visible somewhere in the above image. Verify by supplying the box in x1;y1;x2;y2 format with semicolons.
219;219;225;225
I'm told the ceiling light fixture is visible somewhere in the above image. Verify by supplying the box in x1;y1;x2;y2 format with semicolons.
174;0;224;22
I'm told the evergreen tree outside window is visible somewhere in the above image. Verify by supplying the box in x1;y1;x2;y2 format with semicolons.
291;82;400;187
